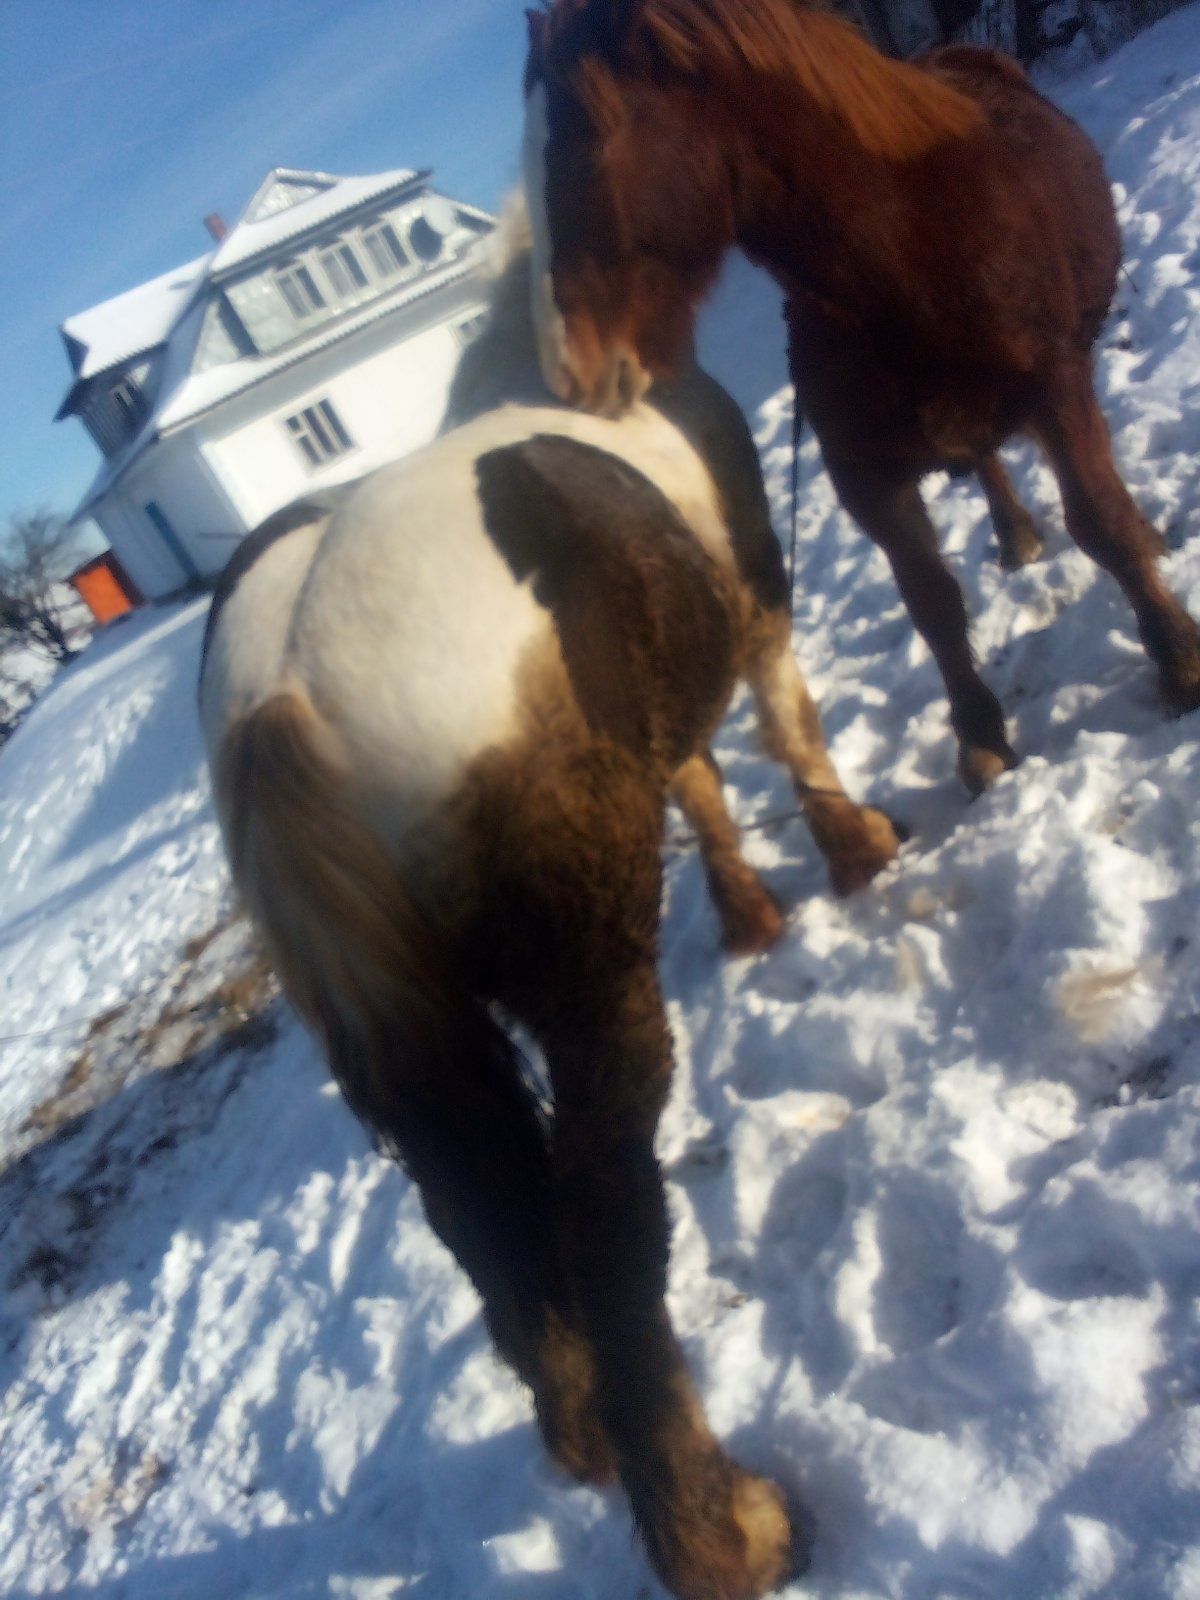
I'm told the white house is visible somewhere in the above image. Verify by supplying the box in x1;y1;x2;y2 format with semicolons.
56;167;496;600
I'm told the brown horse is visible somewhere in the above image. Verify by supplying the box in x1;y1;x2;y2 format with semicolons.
523;0;1200;792
200;215;903;1600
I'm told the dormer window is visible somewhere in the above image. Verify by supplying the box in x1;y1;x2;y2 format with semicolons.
408;215;444;264
361;221;411;279
111;374;147;430
319;241;369;301
275;261;326;319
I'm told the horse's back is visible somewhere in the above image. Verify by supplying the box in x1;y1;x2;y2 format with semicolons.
922;44;1120;334
203;400;742;863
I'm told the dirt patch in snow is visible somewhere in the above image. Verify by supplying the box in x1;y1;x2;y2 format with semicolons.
0;915;281;1311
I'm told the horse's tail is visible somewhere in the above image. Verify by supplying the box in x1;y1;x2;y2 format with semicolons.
214;689;523;1153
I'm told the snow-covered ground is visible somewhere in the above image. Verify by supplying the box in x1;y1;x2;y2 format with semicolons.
4;12;1200;1597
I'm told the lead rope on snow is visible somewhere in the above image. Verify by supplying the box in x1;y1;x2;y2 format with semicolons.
788;380;804;627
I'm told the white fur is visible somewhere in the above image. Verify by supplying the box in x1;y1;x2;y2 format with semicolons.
199;515;328;760
204;399;735;855
522;84;573;400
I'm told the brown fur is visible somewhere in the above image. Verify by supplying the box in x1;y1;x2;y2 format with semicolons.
672;752;784;953
212;532;815;1600
529;0;1200;780
476;436;737;775
535;0;982;157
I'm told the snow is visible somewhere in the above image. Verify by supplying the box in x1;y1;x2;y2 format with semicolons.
61;256;213;383
6;9;1200;1596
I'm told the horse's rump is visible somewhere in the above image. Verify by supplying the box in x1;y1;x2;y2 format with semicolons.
214;687;533;1153
475;434;738;773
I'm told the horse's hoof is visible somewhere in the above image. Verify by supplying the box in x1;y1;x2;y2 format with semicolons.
826;806;903;896
958;743;1019;796
719;886;786;955
998;527;1045;570
731;1471;804;1597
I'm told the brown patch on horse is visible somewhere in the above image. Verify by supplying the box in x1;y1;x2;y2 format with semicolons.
217;690;604;1450
475;435;737;777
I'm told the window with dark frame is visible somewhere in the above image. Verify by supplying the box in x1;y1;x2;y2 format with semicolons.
361;220;411;279
111;375;147;431
318;240;370;302
284;398;354;468
275;261;327;319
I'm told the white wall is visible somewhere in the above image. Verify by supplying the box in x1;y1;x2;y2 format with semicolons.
95;437;246;599
94;499;179;601
201;287;485;530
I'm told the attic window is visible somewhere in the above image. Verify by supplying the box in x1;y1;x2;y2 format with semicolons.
361;221;410;279
285;398;353;469
319;241;369;301
252;178;326;220
408;215;444;264
275;261;326;319
111;374;147;430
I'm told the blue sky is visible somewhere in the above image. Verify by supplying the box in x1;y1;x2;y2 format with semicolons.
0;0;531;529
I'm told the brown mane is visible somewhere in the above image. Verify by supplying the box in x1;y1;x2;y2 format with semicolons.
537;0;984;160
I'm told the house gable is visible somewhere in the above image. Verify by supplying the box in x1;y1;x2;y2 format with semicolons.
244;168;338;223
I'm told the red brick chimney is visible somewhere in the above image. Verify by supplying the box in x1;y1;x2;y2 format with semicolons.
203;212;229;243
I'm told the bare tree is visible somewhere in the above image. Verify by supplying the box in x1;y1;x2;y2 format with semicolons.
0;511;93;745
0;511;91;669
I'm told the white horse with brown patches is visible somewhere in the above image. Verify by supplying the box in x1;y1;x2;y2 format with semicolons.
199;198;897;1600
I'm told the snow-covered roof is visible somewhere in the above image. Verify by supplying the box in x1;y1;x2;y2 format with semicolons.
58;167;430;392
61;255;212;382
208;166;424;275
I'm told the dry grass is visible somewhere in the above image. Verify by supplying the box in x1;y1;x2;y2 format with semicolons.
16;914;278;1153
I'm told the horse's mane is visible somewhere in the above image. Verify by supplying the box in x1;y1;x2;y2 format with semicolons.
441;192;550;429
536;0;983;160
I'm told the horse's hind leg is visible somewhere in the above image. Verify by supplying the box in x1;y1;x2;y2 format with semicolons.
744;605;901;892
544;960;795;1600
671;750;784;953
327;1012;613;1484
828;458;1019;794
977;453;1044;569
1034;360;1200;712
495;746;796;1599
